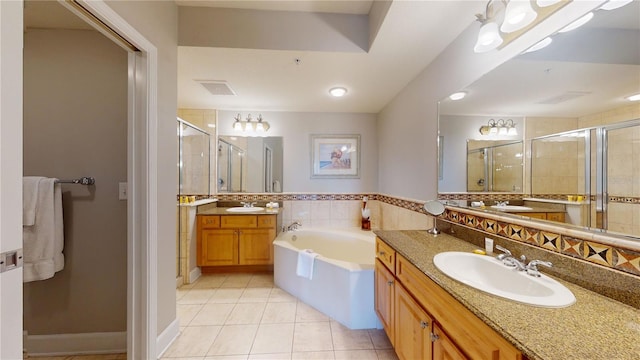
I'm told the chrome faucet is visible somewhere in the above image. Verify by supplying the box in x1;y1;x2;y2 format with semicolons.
495;245;553;276
241;201;257;208
525;259;553;277
495;201;509;207
286;221;302;231
495;245;527;270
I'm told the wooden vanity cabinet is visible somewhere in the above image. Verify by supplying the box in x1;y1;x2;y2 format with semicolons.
518;212;565;223
197;214;277;267
374;237;522;360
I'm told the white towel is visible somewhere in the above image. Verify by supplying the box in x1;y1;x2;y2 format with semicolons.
23;178;65;282
23;176;45;226
296;249;319;280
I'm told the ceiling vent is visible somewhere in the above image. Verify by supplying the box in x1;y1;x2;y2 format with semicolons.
197;80;237;96
536;91;591;104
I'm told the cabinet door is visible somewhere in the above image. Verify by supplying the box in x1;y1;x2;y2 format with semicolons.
433;324;468;360
238;228;274;265
395;283;433;360
375;259;395;345
546;212;565;223
200;229;238;266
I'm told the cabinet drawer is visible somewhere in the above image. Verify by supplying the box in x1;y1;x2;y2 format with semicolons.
396;254;521;360
199;215;220;229
221;215;257;228
376;238;396;273
257;215;276;228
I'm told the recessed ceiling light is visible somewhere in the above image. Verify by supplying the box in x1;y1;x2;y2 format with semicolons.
525;37;552;53
449;92;467;101
558;12;593;33
626;93;640;101
329;87;347;97
600;0;633;11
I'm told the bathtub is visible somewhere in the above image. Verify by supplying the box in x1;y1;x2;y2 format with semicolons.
273;228;381;329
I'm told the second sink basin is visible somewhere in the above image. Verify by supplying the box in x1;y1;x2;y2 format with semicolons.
433;252;575;308
226;207;265;213
490;205;533;211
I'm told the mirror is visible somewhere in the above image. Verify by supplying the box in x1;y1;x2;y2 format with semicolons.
438;2;640;239
467;140;523;192
218;136;283;193
424;200;446;235
438;114;525;193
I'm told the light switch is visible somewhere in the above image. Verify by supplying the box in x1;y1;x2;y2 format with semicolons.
119;182;128;200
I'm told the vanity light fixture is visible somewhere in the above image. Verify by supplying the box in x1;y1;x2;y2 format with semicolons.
479;118;517;136
233;113;270;133
329;87;347;97
449;91;467;101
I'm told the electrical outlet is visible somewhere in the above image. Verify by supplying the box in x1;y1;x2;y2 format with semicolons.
119;182;128;200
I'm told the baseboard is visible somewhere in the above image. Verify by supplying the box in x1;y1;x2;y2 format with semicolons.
25;331;126;356
156;318;180;359
189;266;201;284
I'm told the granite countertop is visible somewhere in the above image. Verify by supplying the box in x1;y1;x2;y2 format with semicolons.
374;230;640;360
197;207;281;216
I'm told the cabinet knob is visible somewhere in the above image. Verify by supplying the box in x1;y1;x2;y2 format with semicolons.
420;320;428;329
387;280;394;286
379;251;386;256
430;333;439;342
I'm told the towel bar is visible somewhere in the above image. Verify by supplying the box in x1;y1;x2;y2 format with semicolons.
55;177;95;185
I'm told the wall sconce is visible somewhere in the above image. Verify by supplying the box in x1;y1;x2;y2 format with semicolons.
233;113;270;133
475;0;632;54
479;118;518;136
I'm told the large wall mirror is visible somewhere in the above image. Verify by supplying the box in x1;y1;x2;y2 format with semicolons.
218;136;283;193
438;1;640;239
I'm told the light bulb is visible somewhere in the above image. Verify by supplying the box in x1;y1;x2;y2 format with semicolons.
329;87;347;97
474;21;503;53
501;0;538;33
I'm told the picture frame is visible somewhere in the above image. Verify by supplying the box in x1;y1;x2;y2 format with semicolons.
310;134;360;178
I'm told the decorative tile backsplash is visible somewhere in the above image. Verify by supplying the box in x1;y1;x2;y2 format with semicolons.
182;192;640;278
443;207;640;278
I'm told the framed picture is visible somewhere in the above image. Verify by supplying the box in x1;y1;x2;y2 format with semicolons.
310;134;360;178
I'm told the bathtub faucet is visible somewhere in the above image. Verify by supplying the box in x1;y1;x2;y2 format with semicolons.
286;221;302;231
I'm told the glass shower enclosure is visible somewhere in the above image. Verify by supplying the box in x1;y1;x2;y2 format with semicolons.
177;118;211;279
530;119;640;237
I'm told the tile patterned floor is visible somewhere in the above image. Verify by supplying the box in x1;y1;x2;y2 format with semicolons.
163;273;398;360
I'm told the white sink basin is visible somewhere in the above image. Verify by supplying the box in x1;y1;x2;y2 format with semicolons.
433;252;575;308
490;205;533;211
225;207;265;213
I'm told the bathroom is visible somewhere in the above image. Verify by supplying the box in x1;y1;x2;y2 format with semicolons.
2;0;639;359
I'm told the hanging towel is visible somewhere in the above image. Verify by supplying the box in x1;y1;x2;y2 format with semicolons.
23;176;45;226
296;249;319;280
23;178;65;282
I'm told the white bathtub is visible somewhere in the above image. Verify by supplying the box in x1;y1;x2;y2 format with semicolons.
273;228;381;329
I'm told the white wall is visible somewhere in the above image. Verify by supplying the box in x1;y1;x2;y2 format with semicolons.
376;1;604;201
218;110;378;193
105;0;179;339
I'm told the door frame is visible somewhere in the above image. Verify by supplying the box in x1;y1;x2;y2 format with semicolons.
0;1;161;358
76;1;159;358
